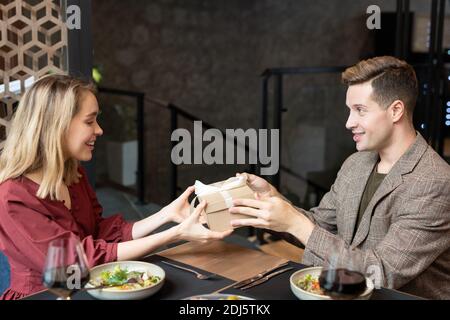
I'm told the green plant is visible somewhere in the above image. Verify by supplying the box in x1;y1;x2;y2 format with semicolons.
101;103;137;142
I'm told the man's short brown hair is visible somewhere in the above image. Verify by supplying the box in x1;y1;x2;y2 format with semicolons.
342;56;418;118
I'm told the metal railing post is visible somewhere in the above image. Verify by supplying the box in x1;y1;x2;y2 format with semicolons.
272;74;283;190
136;93;145;204
170;105;178;201
259;75;269;176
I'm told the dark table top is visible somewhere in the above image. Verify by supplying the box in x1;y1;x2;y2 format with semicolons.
24;256;424;300
220;261;424;300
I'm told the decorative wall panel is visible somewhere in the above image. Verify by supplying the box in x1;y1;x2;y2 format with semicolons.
0;0;68;149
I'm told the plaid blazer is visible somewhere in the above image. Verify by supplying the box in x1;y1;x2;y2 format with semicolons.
301;133;450;299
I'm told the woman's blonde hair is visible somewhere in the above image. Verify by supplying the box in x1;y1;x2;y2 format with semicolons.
0;74;96;200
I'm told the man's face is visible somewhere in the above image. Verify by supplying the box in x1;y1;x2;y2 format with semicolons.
345;82;393;152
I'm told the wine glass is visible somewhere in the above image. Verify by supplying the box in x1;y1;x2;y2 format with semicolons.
318;240;367;300
42;238;90;300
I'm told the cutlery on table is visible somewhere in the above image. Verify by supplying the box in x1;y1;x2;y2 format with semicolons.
240;267;294;290
161;260;217;280
232;261;289;289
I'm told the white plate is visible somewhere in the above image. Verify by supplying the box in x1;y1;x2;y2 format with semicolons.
290;266;374;300
183;294;255;300
85;261;165;300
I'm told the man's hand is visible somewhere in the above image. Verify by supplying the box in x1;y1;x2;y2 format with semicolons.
229;195;315;245
236;172;278;198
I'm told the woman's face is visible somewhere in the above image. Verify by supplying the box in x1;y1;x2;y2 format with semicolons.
65;91;103;161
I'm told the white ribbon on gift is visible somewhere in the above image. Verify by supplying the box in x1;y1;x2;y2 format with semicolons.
194;176;247;209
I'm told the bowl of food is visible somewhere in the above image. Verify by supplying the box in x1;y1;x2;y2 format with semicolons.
290;266;374;300
86;261;165;300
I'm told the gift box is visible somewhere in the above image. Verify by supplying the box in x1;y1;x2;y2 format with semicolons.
192;176;255;232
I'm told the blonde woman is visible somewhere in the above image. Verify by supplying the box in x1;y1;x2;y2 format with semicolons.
0;74;231;300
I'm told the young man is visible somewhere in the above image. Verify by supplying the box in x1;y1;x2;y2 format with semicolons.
229;56;450;299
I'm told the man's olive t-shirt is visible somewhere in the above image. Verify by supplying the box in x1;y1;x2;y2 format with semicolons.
354;165;387;233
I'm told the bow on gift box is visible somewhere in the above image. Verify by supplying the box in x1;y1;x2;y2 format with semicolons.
189;176;254;231
194;176;247;208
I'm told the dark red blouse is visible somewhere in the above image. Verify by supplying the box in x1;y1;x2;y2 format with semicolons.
0;167;134;300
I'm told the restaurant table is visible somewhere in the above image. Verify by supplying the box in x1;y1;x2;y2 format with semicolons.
23;241;424;300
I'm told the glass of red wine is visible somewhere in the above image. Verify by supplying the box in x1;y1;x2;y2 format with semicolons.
318;240;367;300
42;238;90;300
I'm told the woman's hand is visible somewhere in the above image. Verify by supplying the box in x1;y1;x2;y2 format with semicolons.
133;187;195;239
161;186;195;224
236;173;277;198
120;200;231;260
175;201;233;242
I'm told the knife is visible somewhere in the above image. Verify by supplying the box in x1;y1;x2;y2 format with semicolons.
232;261;289;289
240;266;293;290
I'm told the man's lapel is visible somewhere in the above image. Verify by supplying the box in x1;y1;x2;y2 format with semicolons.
351;133;429;247
351;172;403;247
342;152;378;245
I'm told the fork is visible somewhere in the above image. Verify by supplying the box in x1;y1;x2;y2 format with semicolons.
161;261;217;280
